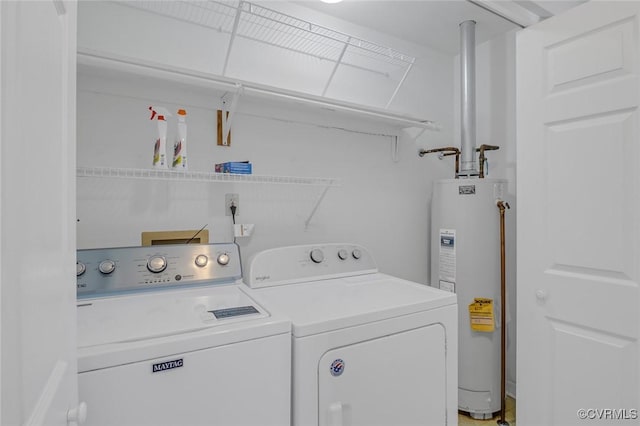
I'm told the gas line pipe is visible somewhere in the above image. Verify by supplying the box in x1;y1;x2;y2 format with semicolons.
496;199;510;426
419;144;499;179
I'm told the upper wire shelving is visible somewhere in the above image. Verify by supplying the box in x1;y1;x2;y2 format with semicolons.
121;0;416;108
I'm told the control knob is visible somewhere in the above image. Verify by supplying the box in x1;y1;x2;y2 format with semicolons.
195;254;208;267
337;249;348;260
352;249;362;260
98;260;116;275
217;253;230;266
310;248;325;264
147;255;167;273
76;262;86;277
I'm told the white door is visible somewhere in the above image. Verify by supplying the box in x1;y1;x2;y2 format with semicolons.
517;2;639;425
0;1;80;425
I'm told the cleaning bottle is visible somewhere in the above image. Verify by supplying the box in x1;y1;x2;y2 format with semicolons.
149;106;171;168
172;109;188;170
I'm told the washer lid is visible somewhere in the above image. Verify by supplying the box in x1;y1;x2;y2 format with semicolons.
249;273;456;337
77;284;273;348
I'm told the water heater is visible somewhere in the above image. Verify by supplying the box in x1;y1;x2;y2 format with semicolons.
431;178;505;419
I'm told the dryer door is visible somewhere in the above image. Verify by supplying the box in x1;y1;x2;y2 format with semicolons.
318;324;447;426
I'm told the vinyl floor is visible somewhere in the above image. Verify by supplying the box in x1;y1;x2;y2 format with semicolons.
458;397;516;426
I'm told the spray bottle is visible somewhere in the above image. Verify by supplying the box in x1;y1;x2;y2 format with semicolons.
172;109;188;170
149;106;171;168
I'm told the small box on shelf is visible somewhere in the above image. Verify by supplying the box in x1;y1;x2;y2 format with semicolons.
215;162;252;174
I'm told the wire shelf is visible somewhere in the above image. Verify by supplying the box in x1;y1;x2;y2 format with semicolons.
122;0;415;84
76;166;341;187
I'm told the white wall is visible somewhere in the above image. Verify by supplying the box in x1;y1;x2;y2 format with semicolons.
76;1;455;285
76;0;519;399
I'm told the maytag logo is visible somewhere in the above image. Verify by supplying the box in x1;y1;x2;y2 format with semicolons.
255;275;271;282
152;358;183;373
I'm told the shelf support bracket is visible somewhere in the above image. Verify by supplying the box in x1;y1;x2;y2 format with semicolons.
404;126;428;142
322;38;351;97
222;0;244;76
385;61;414;109
391;135;399;162
221;84;243;146
401;119;442;143
304;183;333;229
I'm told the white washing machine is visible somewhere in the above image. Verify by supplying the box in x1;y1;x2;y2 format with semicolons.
76;243;291;426
245;243;458;426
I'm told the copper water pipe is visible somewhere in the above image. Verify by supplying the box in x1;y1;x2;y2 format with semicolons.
496;200;510;426
441;151;461;177
476;144;499;178
419;147;461;177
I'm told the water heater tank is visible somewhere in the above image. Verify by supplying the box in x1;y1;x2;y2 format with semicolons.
430;178;505;419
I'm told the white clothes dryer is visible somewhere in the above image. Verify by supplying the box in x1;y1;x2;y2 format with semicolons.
245;243;458;426
76;243;291;426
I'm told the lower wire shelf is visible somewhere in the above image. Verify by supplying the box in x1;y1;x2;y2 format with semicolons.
77;166;341;228
76;166;341;187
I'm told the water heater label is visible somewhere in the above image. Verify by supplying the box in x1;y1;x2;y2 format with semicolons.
459;185;476;195
438;229;456;282
469;298;495;332
439;280;455;293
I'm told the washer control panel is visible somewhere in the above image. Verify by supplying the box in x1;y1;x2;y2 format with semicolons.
77;243;241;298
246;243;377;288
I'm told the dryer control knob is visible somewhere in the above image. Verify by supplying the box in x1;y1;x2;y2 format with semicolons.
352;249;362;260
217;253;230;266
337;249;348;260
310;248;325;264
147;255;167;273
76;262;86;277
98;260;115;275
195;254;209;267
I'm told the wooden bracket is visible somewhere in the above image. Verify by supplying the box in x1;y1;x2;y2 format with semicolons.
217;84;243;147
217;110;231;146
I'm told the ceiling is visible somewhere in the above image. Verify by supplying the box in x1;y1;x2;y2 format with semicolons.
294;0;586;54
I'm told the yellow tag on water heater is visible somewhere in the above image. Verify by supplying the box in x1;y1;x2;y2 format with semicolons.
469;298;495;332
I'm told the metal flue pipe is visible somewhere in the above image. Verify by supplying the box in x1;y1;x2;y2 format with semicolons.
460;20;478;177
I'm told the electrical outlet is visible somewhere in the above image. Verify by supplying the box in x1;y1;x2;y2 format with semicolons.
225;193;239;216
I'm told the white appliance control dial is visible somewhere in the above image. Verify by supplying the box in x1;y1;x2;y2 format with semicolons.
337;249;348;260
77;243;241;297
310;248;325;264
147;255;167;273
352;249;362;260
76;262;86;276
217;253;230;266
98;260;116;275
195;254;208;267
